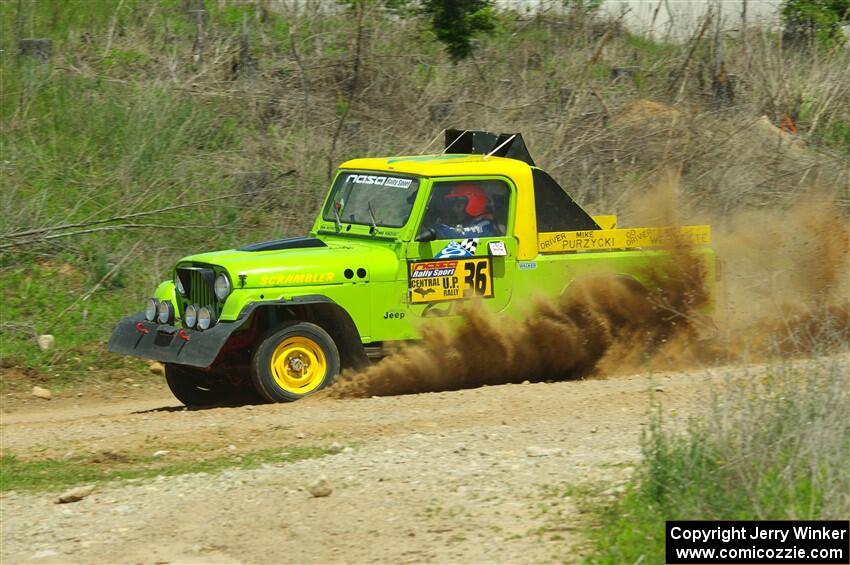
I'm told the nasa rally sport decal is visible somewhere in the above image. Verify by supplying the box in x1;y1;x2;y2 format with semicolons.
435;238;479;259
348;174;413;189
408;258;493;304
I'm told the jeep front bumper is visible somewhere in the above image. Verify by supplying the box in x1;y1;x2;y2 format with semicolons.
107;314;242;368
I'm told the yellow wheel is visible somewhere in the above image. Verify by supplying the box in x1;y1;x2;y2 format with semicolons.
270;336;327;394
251;321;340;402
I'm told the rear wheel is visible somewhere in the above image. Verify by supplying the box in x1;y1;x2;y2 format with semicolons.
251;321;340;402
164;363;231;407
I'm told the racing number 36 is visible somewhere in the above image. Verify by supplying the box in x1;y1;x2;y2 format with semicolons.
464;260;489;296
407;257;494;304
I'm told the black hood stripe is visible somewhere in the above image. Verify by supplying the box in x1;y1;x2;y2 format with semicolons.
238;236;327;252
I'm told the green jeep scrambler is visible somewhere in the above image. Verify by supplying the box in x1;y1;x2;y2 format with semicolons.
108;130;713;406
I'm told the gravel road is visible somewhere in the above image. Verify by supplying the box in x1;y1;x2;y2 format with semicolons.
1;367;717;564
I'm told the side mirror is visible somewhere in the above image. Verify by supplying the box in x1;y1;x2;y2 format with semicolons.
415;227;437;242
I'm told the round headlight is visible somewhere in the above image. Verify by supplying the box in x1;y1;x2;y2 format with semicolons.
184;304;199;328
145;298;159;322
214;273;231;301
175;274;185;296
157;301;175;325
197;306;217;331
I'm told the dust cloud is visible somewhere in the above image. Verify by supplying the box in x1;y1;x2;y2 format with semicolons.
325;180;849;399
711;197;850;357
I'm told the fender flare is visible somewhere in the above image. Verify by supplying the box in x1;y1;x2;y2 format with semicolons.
244;295;369;371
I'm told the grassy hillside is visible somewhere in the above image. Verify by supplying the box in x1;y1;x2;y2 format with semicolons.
1;0;848;386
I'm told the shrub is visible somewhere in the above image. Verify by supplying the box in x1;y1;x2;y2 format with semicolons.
587;353;850;563
781;0;850;46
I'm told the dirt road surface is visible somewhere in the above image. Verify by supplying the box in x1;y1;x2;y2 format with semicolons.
1;366;723;564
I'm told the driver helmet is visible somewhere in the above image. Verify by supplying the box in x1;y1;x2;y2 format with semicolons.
444;184;489;217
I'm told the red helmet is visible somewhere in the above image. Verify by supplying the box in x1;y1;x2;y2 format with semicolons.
445;184;489;217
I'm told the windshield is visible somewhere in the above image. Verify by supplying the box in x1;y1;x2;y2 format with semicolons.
322;172;420;228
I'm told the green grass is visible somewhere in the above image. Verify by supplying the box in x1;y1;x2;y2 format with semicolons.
0;50;290;384
624;33;679;59
0;445;334;493
583;357;849;564
818;120;850;155
0;264;145;381
0;72;239;222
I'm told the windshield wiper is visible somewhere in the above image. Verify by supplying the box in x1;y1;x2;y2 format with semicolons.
332;200;343;230
367;200;378;235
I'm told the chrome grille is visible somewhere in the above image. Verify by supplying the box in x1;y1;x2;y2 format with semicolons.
176;266;218;317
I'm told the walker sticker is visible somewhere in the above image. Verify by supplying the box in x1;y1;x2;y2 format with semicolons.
435;238;479;259
408;258;493;304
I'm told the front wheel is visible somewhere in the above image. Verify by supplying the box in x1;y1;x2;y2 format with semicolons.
251;321;340;402
164;363;232;407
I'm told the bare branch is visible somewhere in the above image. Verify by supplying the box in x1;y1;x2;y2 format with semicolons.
2;172;295;241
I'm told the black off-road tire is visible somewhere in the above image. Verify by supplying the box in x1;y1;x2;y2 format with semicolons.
164;363;232;407
251;321;340;403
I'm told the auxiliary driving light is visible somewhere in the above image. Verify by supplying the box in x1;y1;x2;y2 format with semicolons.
145;298;159;322
197;305;216;331
214;273;231;301
157;300;175;325
184;304;199;329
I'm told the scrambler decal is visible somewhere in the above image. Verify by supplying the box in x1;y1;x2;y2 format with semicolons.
408;258;493;304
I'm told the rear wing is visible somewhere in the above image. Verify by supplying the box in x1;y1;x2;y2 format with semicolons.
445;129;535;166
538;225;711;253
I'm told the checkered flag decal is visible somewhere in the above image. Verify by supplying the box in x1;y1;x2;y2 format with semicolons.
459;238;479;255
435;238;481;258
